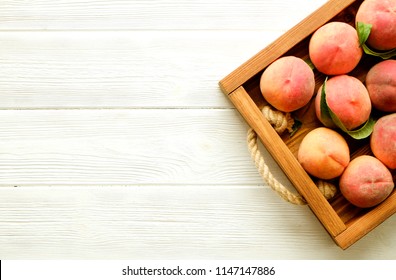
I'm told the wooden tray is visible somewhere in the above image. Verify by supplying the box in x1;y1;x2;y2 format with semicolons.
219;0;396;249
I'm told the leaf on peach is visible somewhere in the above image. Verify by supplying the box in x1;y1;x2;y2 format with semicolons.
320;77;376;140
319;77;335;128
356;22;396;59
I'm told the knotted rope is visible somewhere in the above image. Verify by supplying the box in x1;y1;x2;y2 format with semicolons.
247;105;337;205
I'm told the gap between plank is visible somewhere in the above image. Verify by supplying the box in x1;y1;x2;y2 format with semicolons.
0;184;272;188
0;107;236;111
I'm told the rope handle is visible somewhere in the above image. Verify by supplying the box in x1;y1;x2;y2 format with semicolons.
247;106;337;205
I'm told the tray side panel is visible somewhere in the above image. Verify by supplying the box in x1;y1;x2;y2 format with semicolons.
334;190;396;249
228;86;346;237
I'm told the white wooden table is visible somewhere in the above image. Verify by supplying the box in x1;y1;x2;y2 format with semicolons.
0;0;395;259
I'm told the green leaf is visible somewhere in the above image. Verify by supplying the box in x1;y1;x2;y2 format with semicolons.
290;118;302;137
304;57;315;70
347;116;376;139
319;77;335;128
320;76;376;140
362;44;396;60
356;21;396;59
356;21;372;46
328;108;376;140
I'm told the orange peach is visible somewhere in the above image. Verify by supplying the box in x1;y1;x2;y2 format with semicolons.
315;75;372;130
297;127;350;180
260;56;315;112
366;59;396;112
355;0;396;50
339;155;394;208
309;21;363;75
370;113;396;169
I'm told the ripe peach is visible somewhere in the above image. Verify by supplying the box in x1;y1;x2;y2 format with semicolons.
260;56;315;112
315;75;372;130
366;59;396;112
340;155;394;208
309;21;363;75
370;113;396;169
355;0;396;50
297;127;350;180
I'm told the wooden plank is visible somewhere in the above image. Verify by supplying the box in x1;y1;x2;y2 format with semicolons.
0;109;289;186
0;31;278;109
0;185;394;259
228;86;346;237
0;0;327;30
219;0;359;94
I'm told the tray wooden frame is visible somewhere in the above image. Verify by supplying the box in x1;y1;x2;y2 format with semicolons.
219;0;396;249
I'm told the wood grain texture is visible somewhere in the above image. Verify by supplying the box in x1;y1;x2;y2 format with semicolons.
1;186;395;259
0;0;327;30
0;31;278;109
0;109;279;186
335;191;396;249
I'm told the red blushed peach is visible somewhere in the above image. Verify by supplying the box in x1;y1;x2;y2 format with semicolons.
315;75;372;130
370;113;396;169
340;155;394;208
309;22;363;75
260;56;315;112
297;127;350;180
366;59;396;112
355;0;396;50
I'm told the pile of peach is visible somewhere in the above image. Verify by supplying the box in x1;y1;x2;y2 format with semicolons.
259;0;396;208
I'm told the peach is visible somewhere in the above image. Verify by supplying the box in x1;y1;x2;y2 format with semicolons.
309;21;363;75
355;0;396;50
315;75;372;130
370;113;396;169
260;56;315;112
366;59;396;112
339;155;394;208
297;127;350;180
